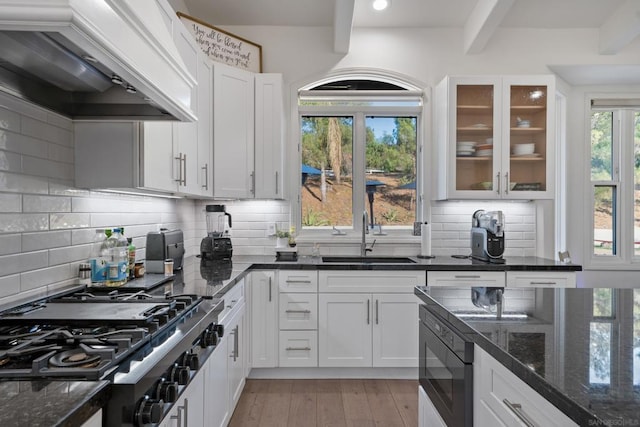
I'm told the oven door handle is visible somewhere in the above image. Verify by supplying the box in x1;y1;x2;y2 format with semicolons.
503;399;536;427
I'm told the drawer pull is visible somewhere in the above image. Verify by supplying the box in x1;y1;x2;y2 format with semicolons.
285;309;311;314
285;279;312;284
503;399;536;427
285;346;311;351
529;281;557;285
453;275;481;279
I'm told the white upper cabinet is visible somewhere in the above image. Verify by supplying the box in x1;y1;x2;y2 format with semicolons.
212;65;285;200
435;75;555;200
213;63;256;199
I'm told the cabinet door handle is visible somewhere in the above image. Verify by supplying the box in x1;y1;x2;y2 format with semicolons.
268;276;272;302
182;153;187;186
171;404;185;427
529;281;557;285
367;299;370;325
504;171;509;194
503;399;536;427
285;309;311;314
285;279;311;284
375;299;379;324
174;153;183;184
183;398;189;427
285;346;311;351
275;171;279;195
202;163;208;190
229;325;239;361
454;275;481;279
496;172;501;194
250;171;255;195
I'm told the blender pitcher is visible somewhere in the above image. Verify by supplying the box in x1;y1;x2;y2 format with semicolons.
205;205;232;237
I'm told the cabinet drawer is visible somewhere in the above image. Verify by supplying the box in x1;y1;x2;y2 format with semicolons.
279;293;318;330
474;345;577;427
506;271;576;288
219;279;245;324
278;270;318;292
319;270;424;293
279;330;318;367
427;271;505;287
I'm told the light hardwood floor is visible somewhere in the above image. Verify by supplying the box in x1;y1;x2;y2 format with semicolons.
228;379;419;427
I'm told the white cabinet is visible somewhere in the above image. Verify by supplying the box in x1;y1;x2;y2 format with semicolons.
213;63;255;198
212;66;285;199
317;271;422;368
250;271;278;368
161;367;205;427
435;75;555;200
196;56;213;196
418;386;446;427
427;271;506;287
227;304;246;411
204;334;230;427
278;270;319;367
506;271;576;288
254;73;285;199
474;344;578;427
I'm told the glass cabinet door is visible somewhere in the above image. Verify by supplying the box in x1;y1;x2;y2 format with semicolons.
507;85;548;194
455;84;496;193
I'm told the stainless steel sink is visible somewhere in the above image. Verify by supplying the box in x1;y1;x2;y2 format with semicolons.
321;256;416;264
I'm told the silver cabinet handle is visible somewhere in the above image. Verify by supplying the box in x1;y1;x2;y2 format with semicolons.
496;172;501;194
171;403;185;427
174;153;183;184
285;279;311;284
285;309;311;314
229;325;239;361
285;346;311;351
375;299;379;324
182;153;187;186
268;276;272;302
503;399;536;427
275;171;279;195
252;171;256;194
202;163;208;190
529;281;557;285
183;398;189;427
504;171;509;194
454;275;481;279
367;299;370;325
226;299;237;309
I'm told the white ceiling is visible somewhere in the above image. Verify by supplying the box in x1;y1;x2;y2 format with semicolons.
183;0;625;28
181;0;639;61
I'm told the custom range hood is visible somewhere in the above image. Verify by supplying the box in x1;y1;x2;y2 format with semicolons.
0;0;196;121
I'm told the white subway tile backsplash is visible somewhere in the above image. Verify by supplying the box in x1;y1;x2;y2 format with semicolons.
0;150;22;173
21;264;74;292
50;213;91;230
21;116;72;147
0;130;49;158
48;143;74;163
0;171;49;194
0;106;21;132
22;231;71;252
0;250;48;276
0;213;48;233
23;195;71;213
49;243;92;266
0;234;21;255
0;194;21;212
0;274;20;298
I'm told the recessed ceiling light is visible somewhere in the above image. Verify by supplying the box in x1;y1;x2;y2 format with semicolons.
372;0;390;11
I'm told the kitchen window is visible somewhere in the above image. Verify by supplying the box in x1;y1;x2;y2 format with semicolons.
589;100;640;265
296;77;424;236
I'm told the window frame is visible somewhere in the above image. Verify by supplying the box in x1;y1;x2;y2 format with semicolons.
587;95;640;268
294;82;427;241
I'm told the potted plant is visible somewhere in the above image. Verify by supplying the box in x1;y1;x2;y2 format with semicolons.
275;229;289;248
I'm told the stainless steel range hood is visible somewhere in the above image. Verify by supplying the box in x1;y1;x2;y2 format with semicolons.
0;0;196;121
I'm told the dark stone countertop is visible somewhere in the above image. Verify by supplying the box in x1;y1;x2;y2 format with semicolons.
415;285;640;426
0;254;581;426
0;380;109;426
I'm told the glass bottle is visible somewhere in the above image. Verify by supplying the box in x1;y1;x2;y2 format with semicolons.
90;229;109;284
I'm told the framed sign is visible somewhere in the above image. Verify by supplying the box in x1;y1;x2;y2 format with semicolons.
177;12;262;73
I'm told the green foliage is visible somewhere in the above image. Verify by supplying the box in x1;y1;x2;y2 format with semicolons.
302;209;330;226
591;111;613;180
381;208;399;223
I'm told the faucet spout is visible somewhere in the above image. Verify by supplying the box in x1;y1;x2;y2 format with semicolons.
361;210;369;256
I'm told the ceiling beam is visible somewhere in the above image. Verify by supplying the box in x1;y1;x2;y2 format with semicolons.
599;0;640;55
463;0;515;54
334;0;355;54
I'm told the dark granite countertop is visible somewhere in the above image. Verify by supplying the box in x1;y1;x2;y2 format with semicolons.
0;380;109;426
415;285;640;426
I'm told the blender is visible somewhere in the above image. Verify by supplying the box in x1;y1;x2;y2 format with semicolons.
200;205;233;260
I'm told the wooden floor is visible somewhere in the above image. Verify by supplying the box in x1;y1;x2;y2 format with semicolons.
228;379;419;427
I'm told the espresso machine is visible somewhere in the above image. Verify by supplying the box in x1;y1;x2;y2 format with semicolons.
470;209;505;263
200;205;233;260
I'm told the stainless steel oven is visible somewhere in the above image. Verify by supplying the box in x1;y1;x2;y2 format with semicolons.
419;303;474;427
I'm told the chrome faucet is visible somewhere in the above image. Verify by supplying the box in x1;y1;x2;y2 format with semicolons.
361;210;375;256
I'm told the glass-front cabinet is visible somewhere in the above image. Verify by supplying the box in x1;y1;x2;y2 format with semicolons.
434;75;555;200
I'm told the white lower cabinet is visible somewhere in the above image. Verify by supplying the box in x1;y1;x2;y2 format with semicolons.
227;298;246;412
474;344;577;427
204;334;230;427
161;367;205;427
426;271;506;287
418;385;446;427
279;330;318;367
506;270;576;288
250;271;278;368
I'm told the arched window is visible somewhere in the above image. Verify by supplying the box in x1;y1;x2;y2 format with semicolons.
296;74;425;237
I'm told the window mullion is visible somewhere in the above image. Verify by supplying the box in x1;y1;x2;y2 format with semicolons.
353;112;366;233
